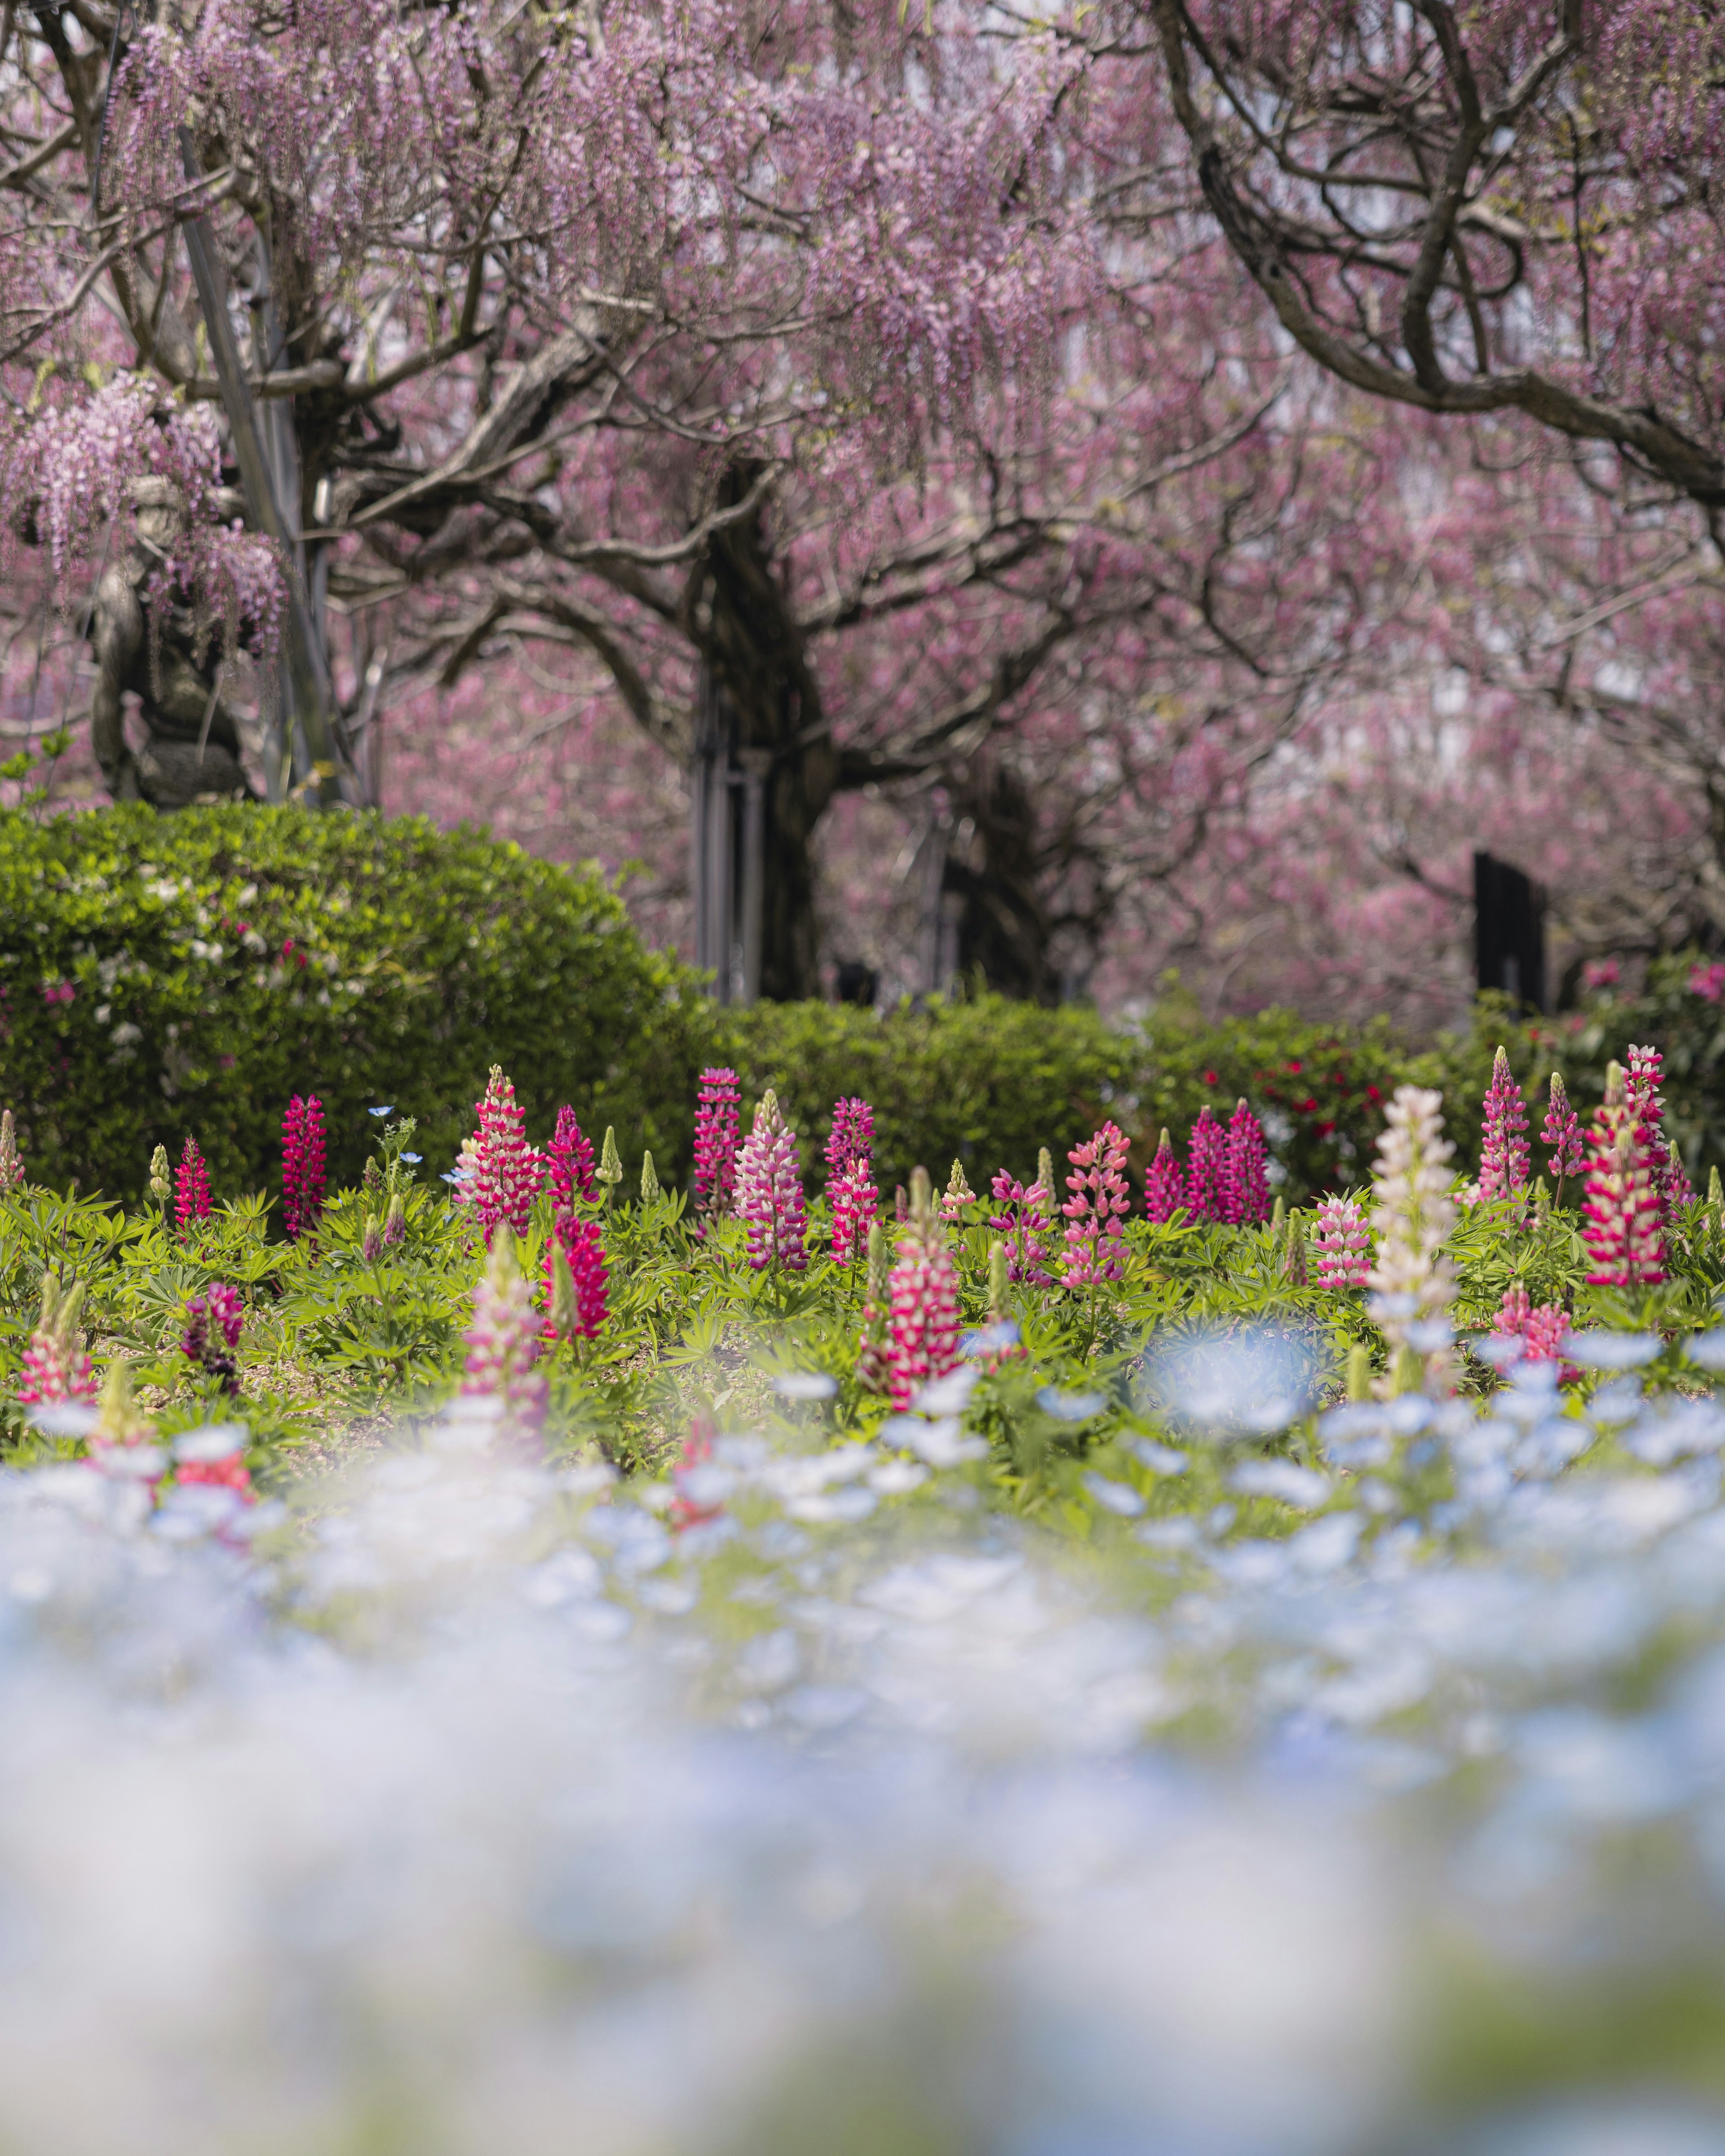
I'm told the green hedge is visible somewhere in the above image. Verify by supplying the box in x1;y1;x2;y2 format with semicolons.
715;995;1411;1204
0;806;706;1205
9;807;1717;1218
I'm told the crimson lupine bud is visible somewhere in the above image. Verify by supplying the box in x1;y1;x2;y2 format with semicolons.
16;1276;96;1409
463;1066;545;1244
988;1168;1053;1284
383;1193;406;1246
282;1094;327;1238
735;1089;808;1272
462;1230;548;1441
1478;1047;1530;1204
1062;1121;1132;1288
825;1096;875;1182
1143;1129;1184;1224
831;1159;879;1265
1582;1062;1665;1287
885;1169;960;1410
1224;1100;1272;1225
1311;1196;1371;1288
1184;1109;1228;1223
546;1106;598;1208
175;1138;212;1233
542;1214;609;1343
694;1068;742;1222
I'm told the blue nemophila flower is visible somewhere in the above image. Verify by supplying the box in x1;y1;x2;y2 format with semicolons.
772;1372;838;1403
1565;1331;1661;1370
400;1152;422;1164
369;1106;394;1118
1038;1387;1107;1423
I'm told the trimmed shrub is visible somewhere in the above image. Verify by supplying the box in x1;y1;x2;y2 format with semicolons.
0;806;707;1206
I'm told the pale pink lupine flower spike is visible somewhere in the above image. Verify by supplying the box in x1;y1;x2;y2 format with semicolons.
885;1168;960;1411
1312;1196;1371;1289
1062;1121;1132;1288
734;1089;808;1273
1582;1061;1665;1288
462;1231;549;1442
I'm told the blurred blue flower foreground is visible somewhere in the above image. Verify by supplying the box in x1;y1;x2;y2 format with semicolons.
5;1355;1725;2156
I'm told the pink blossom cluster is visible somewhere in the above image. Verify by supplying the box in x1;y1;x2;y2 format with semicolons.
16;1279;96;1409
1625;1045;1694;1218
1690;961;1725;1003
1143;1131;1184;1224
1062;1121;1132;1288
40;981;74;1008
989;1168;1054;1285
735;1090;808;1272
1154;1103;1275;1226
1582;1065;1666;1288
459;1066;545;1244
826;1096;878;1264
1477;1048;1530;1204
282;1095;327;1239
542;1216;609;1344
693;1069;741;1223
175;1139;212;1233
1540;1073;1585;1181
1493;1285;1578;1382
885;1191;961;1410
181;1283;244;1395
462;1237;548;1441
1311;1196;1371;1288
546;1105;598;1208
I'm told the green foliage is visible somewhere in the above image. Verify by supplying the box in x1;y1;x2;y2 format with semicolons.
716;990;1411;1204
0;804;706;1205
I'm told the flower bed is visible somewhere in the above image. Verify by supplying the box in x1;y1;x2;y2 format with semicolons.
1;1050;1725;2148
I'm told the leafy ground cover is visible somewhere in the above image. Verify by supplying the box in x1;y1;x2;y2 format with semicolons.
4;1052;1725;2149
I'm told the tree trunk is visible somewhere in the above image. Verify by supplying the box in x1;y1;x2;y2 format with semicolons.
941;761;1061;1004
690;463;836;1001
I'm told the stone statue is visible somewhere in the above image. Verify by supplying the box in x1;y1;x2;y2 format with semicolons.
90;477;257;807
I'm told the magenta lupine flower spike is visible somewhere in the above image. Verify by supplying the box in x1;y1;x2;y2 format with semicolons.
462;1066;545;1245
885;1169;961;1410
989;1169;1054;1284
694;1068;742;1224
1224;1100;1272;1225
1311;1196;1371;1288
1493;1285;1579;1381
462;1230;549;1442
542;1215;609;1343
181;1283;243;1396
826;1097;875;1183
15;1276;97;1409
1624;1043;1681;1219
282;1095;327;1239
734;1089;808;1272
175;1138;212;1234
1143;1129;1184;1225
1582;1061;1665;1287
1184;1108;1228;1224
831;1161;879;1266
1478;1047;1530;1205
1540;1071;1585;1182
1062;1121;1132;1288
546;1106;598;1209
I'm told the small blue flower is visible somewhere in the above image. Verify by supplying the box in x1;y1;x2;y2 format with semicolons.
369;1106;394;1118
439;1171;460;1185
400;1152;421;1164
